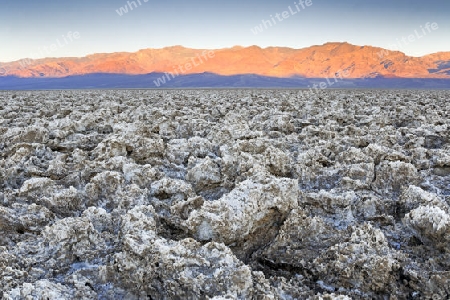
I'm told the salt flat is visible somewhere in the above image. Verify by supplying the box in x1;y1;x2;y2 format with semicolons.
0;89;449;299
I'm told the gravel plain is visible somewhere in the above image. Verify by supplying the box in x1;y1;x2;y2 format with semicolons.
0;89;449;299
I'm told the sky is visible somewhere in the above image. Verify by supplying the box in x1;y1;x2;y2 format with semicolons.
1;0;449;62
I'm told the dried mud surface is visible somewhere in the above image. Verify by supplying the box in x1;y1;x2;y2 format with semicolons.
0;89;449;299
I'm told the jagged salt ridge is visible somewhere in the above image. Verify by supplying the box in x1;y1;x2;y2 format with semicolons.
0;89;449;299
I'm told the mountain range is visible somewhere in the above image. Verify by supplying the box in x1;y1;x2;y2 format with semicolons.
1;42;449;89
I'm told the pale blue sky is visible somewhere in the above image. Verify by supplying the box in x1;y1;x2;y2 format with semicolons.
1;0;449;62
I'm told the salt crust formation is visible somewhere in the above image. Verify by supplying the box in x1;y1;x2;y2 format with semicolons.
0;89;449;299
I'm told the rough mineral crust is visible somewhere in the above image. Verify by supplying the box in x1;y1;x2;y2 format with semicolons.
1;89;450;299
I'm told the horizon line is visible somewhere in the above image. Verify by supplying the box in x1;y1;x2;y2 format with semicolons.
1;41;449;64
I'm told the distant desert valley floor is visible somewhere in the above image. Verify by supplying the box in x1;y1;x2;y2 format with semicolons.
1;89;450;299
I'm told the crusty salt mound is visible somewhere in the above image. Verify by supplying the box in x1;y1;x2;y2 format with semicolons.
0;89;449;299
